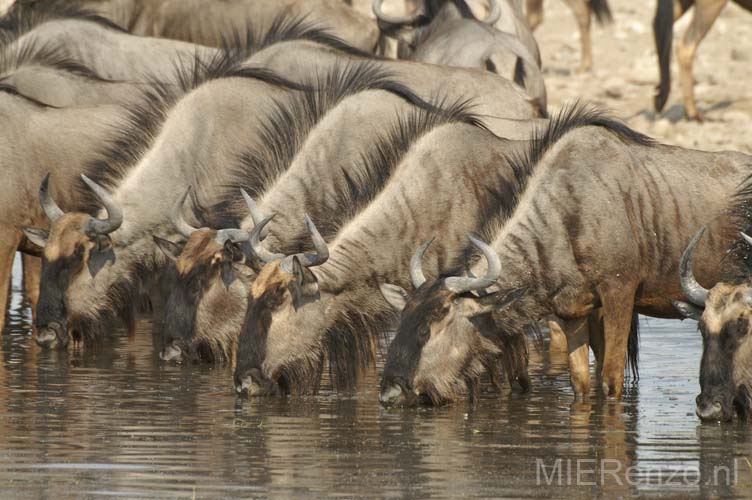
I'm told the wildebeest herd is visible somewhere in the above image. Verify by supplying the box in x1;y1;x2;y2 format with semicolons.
1;0;751;424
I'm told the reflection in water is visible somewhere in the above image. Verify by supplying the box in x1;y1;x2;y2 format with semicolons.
1;256;751;498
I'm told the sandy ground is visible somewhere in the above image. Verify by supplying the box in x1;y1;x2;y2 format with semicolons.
533;0;751;153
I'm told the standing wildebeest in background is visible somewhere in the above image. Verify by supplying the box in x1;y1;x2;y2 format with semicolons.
377;103;752;404
372;0;547;113
653;0;752;121
231;115;534;397
525;0;612;72
22;50;309;349
6;0;380;53
248;34;544;126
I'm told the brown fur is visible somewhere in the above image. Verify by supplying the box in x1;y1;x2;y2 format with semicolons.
175;229;221;277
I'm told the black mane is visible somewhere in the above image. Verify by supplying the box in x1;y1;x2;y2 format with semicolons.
0;2;126;45
0;36;109;80
506;101;655;209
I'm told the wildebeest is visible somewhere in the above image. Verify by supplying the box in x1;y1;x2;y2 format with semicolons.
525;0;612;72
372;0;546;112
247;34;544;124
155;87;532;363
673;191;752;421
0;82;154;333
23;50;311;348
377;102;752;404
231;113;536;396
6;0;381;52
653;0;752;121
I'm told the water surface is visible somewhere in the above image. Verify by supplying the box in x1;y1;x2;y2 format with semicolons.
2;256;751;499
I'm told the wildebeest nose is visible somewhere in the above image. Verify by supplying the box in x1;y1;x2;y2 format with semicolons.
695;394;726;421
35;322;68;349
379;383;407;406
159;340;183;362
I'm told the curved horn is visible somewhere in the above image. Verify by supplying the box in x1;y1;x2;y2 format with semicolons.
482;0;501;25
281;214;329;271
215;228;249;245
39;173;64;222
741;232;752;248
240;188;270;240
249;216;284;264
372;0;422;26
679;228;709;307
443;235;501;294
170;189;200;239
81;174;123;235
410;238;435;289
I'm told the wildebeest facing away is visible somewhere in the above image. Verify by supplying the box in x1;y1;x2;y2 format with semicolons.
22;50;311;349
653;0;752;121
231;115;536;396
372;0;547;113
376;102;752;404
674;220;752;421
525;0;612;72
6;0;381;53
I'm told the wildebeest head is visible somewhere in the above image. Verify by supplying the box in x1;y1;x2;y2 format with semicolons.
378;236;524;406
154;189;256;363
234;214;331;397
372;0;501;58
22;173;122;349
675;228;752;422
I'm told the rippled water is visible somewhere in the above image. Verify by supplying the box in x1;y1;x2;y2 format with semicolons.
2;255;751;499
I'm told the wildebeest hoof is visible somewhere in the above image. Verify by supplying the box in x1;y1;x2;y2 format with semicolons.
36;323;69;349
159;341;183;362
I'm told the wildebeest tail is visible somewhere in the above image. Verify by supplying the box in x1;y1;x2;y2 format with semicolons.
626;311;639;379
588;0;613;24
653;0;674;112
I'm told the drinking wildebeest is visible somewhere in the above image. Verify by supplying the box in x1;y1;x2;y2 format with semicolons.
525;0;612;72
653;0;752;121
372;0;546;113
674;223;752;421
22;51;309;349
231;115;536;397
6;0;380;52
155;92;528;364
376;102;752;404
0;80;164;333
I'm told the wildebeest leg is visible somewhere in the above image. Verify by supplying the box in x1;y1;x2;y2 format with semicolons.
563;317;591;399
677;0;728;121
598;284;637;399
562;0;593;71
22;255;41;322
587;309;605;378
548;319;568;353
0;228;22;334
526;0;544;30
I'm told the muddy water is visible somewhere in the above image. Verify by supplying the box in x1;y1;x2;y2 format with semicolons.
2;257;751;499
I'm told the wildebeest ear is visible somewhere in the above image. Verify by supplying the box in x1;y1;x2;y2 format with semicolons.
379;283;409;312
289;256;319;308
153;236;183;262
672;300;703;321
88;242;115;278
21;227;49;249
462;288;526;318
